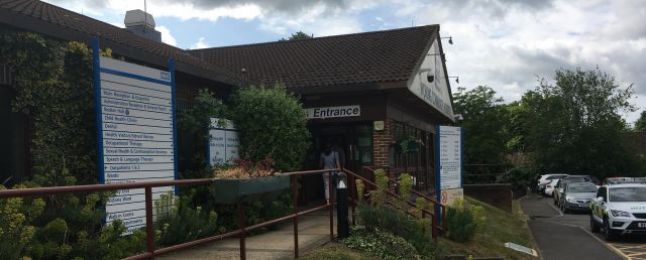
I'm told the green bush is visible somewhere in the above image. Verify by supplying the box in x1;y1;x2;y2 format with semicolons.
497;166;534;197
155;190;219;247
344;227;419;260
178;89;227;178
445;206;478;242
0;185;45;259
231;85;311;171
357;204;439;258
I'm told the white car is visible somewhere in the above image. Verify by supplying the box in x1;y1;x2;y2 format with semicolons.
537;173;567;195
544;179;559;197
590;183;646;240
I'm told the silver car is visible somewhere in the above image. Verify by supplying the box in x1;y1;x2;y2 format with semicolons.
561;182;598;213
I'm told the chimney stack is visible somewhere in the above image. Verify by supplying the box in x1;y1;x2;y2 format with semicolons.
124;9;161;42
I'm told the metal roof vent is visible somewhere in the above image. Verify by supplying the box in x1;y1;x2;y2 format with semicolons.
124;9;161;42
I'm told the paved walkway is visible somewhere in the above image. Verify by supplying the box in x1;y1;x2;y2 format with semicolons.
521;194;623;260
159;209;336;260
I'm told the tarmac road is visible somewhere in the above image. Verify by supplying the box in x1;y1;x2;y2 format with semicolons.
521;194;626;260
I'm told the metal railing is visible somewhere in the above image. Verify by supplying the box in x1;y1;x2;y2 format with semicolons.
0;167;446;259
357;166;447;238
0;169;338;259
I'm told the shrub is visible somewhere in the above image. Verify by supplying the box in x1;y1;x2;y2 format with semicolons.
497;166;534;197
357;204;438;257
445;205;478;242
178;89;227;178
0;185;45;259
155;190;219;247
344;227;419;260
231;84;311;171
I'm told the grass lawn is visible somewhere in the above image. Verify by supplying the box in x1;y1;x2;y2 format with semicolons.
439;197;537;259
300;242;378;260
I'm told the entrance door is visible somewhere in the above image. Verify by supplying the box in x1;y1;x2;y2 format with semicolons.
299;122;372;205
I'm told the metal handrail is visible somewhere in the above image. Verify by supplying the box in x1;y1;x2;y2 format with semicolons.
0;168;340;260
354;166;447;236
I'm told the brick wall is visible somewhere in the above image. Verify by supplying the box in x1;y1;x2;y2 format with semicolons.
464;184;512;212
372;119;393;168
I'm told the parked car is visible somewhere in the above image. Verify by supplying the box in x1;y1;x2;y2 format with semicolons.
537;173;567;195
554;175;595;206
560;182;598;213
544;178;561;197
590;182;646;241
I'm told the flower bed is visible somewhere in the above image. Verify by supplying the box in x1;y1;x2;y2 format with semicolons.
211;158;289;204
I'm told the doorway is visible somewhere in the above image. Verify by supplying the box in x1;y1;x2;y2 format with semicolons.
299;122;373;204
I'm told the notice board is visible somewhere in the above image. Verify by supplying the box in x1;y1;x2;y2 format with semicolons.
208;118;239;166
435;125;463;207
93;39;177;233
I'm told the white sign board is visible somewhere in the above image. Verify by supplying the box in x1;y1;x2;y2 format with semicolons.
407;39;454;120
440;188;464;206
438;126;462;190
305;105;360;119
208;118;239;166
94;41;176;234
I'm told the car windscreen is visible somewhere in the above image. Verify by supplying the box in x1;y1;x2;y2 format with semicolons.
609;187;646;202
566;177;589;183
568;185;597;193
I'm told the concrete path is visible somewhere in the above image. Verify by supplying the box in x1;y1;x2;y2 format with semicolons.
158;209;335;260
521;194;623;260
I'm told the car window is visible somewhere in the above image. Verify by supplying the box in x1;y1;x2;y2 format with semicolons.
596;187;606;201
568;185;597;193
609;187;646;202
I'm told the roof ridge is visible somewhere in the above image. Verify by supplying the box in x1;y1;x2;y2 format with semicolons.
188;24;439;52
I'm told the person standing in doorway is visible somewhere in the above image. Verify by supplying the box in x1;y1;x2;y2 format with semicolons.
320;144;341;205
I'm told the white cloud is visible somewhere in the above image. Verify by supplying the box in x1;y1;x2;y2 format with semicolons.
156;26;177;46
190;37;210;49
43;0;646;123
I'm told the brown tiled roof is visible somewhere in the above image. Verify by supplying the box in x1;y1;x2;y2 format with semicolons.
0;0;245;86
188;25;439;90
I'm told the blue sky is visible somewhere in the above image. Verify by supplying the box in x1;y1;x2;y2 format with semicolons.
46;0;646;123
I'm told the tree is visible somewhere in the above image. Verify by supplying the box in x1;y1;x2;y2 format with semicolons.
280;31;313;41
453;86;509;169
231;84;311;171
635;110;646;131
523;68;640;178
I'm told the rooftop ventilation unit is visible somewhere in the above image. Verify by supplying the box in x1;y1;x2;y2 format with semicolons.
124;9;161;42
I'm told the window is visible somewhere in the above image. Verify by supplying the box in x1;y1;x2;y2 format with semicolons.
609;187;646;202
596;187;607;202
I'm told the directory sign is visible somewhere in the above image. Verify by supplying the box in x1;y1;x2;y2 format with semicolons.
438;126;462;189
93;39;176;233
435;125;463;210
208;118;239;166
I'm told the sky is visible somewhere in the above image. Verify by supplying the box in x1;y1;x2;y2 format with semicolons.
45;0;646;124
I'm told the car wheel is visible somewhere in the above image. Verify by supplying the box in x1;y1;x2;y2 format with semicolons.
603;219;619;241
590;215;600;233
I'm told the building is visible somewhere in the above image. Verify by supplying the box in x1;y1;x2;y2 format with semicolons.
0;0;455;198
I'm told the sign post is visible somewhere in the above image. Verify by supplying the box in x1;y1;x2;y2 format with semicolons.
435;125;464;222
208;118;240;166
93;38;177;233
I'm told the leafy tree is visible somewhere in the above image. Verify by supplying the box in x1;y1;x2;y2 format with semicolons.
231;84;311;171
453;86;509;165
635;110;646;131
280;31;313;41
523;68;641;178
177;89;227;178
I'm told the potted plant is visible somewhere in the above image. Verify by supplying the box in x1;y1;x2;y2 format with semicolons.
211;158;289;204
396;135;422;154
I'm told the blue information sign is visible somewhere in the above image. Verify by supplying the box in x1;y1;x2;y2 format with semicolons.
93;38;177;233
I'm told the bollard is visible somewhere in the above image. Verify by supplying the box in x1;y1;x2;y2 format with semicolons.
336;178;349;239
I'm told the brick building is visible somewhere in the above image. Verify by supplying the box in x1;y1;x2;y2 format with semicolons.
0;0;456;198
